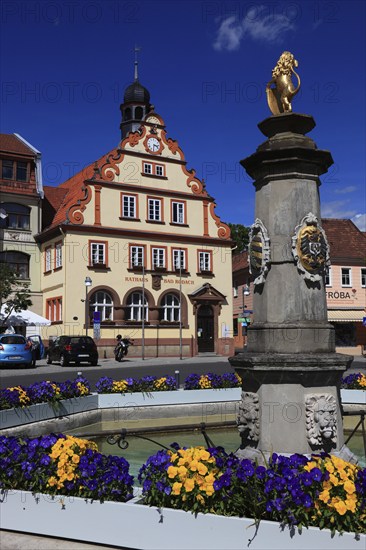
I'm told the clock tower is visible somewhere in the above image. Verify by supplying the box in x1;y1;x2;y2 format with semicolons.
120;51;151;139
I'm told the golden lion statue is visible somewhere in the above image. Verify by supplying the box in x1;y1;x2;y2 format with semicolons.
266;51;301;115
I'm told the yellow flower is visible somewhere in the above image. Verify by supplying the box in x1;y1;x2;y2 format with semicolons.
189;460;199;472
205;473;215;484
196;494;205;504
345;498;357;513
318;490;330;503
167;466;178;479
343;480;356;494
304;460;318;471
203;483;215;496
197;462;208;476
329;474;339;486
197;449;210;461
333;500;347;516
177;466;188;479
184;478;195;492
172;482;182;495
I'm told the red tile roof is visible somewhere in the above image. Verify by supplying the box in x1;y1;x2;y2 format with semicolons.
41;150;114;230
232;250;248;272
322;218;366;261
0;134;35;156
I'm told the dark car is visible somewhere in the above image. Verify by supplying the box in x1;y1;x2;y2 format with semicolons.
0;334;34;368
46;335;99;366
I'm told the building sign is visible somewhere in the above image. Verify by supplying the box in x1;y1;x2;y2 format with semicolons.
326;291;352;300
163;278;194;285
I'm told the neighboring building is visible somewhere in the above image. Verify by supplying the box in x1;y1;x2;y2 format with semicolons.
36;74;234;357
232;219;366;354
322;218;366;355
232;251;253;350
0;133;48;335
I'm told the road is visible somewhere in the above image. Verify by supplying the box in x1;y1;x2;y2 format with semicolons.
0;354;365;389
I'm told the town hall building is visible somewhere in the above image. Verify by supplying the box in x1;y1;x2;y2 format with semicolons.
36;67;234;358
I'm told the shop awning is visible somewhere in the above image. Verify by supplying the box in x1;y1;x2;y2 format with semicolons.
328;310;365;322
0;306;51;326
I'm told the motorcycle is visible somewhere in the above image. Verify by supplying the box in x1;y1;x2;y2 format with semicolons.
114;337;134;362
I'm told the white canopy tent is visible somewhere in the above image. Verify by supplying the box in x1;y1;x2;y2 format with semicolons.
0;306;51;336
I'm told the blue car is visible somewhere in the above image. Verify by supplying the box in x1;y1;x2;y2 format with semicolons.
27;334;45;360
0;334;34;368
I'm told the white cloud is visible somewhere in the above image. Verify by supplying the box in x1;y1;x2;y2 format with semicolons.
213;16;244;51
351;213;366;231
213;6;295;51
334;185;358;194
321;200;357;219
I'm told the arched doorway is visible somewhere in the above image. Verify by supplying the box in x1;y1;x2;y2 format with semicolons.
197;305;214;352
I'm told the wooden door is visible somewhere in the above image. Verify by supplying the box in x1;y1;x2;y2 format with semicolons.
197;305;214;352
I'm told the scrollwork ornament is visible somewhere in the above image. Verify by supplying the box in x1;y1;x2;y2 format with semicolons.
305;393;337;449
292;213;330;282
237;391;260;443
248;219;271;286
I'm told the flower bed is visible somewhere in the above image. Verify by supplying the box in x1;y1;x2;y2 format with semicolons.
184;372;241;390
0;433;133;503
139;446;366;536
0;436;365;548
342;373;366;390
0;376;90;410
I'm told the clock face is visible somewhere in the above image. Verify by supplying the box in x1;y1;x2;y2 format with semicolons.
147;137;160;153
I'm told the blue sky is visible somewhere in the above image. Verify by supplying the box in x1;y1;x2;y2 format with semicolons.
1;0;365;229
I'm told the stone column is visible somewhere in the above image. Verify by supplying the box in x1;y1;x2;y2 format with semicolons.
229;113;354;462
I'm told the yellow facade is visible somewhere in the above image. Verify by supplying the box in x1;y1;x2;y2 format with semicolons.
39;112;234;357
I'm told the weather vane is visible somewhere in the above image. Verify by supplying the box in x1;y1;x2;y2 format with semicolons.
266;51;301;115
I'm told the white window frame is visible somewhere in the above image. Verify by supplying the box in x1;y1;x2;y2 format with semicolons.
89;291;113;321
122;195;136;218
161;293;180;322
199;251;211;271
91;242;105;265
55;243;62;269
173;249;185;270
127;291;148;321
155;164;164;176
143;163;152;175
172;201;185;224
152;247;165;268
361;268;366;288
325;266;332;287
45;248;52;272
148;198;161;221
341;267;352;287
130;245;144;267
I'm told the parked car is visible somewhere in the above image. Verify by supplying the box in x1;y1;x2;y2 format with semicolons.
27;335;45;360
46;335;99;366
0;334;34;368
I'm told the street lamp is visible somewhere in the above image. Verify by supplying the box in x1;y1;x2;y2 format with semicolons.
84;276;92;336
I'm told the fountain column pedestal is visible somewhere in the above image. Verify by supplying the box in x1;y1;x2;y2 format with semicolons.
229;113;354;461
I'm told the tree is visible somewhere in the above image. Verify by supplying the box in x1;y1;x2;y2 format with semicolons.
0;264;32;327
228;223;250;254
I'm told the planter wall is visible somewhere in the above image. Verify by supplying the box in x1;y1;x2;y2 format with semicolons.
0;389;241;430
0;395;99;430
340;389;366;405
0;490;364;550
97;387;241;408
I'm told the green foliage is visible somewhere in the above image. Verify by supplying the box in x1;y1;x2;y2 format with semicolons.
228;223;250;253
0;264;32;326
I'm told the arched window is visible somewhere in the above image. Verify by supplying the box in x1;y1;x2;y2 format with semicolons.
89;291;113;321
0;251;30;279
135;106;143;120
0;203;30;230
127;291;148;321
124;107;132;121
161;293;180;322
